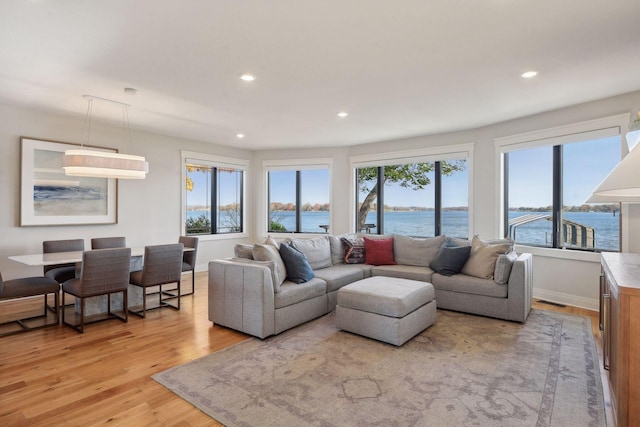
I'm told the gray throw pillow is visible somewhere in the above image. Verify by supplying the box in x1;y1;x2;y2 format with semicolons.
279;243;315;284
252;244;287;288
393;234;446;267
430;245;472;276
494;250;518;284
290;236;332;270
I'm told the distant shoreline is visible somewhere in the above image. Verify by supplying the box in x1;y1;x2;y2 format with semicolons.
187;204;617;213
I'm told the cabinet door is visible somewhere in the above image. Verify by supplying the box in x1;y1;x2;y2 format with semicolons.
609;280;625;426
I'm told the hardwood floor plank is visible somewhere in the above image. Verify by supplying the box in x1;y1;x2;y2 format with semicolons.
0;273;610;426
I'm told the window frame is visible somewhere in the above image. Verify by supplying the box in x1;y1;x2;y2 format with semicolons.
350;144;474;237
494;113;630;257
264;158;333;235
181;151;249;240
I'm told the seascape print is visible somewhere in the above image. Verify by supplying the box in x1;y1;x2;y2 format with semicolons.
33;148;108;216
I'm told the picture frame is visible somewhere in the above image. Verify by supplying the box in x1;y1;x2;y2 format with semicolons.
20;137;118;226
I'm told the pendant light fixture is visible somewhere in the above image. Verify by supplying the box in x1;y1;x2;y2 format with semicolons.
62;95;149;179
587;110;640;202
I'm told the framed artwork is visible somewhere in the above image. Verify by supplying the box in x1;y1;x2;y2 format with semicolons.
20;137;118;226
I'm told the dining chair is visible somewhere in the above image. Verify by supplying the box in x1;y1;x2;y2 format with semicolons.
179;236;199;295
91;236;126;249
61;248;131;333
0;272;60;336
128;243;183;318
43;238;85;283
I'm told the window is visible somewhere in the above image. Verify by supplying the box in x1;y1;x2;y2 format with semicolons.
183;152;247;236
267;166;330;233
355;158;468;237
500;120;624;252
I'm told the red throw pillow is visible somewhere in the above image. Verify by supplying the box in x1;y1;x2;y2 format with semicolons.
363;237;396;266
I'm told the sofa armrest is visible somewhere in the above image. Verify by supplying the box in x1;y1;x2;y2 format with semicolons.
208;259;276;338
506;253;533;322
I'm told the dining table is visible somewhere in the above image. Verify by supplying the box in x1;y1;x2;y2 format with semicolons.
8;246;194;316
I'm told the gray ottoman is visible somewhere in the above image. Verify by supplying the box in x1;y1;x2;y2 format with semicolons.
336;276;436;346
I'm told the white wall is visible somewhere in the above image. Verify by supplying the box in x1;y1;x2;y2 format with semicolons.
3;90;640;310
253;89;640;310
0;103;252;279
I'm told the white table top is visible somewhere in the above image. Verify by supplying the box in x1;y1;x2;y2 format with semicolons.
8;247;192;267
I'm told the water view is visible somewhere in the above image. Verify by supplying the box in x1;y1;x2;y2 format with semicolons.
187;209;619;252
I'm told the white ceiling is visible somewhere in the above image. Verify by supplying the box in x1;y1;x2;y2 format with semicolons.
1;0;639;150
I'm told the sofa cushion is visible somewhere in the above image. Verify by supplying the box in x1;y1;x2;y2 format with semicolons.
371;264;434;282
393;234;446;267
341;237;366;264
461;235;513;279
253;244;287;288
432;273;508;298
289;236;332;270
364;236;396;266
494;250;518;285
430;245;471;276
234;244;254;259
279;243;315;284
274;278;327;309
314;264;365;292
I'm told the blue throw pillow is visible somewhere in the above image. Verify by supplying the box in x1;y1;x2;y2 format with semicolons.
279;243;315;284
430;245;471;276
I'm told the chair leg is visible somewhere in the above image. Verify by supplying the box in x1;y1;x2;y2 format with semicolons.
61;290;67;326
159;282;181;310
46;286;60;314
54;291;60;324
108;290;128;323
79;298;85;333
128;285;146;318
123;290;128;323
178;270;195;296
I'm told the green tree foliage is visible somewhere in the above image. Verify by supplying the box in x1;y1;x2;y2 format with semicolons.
185;214;211;234
357;161;466;231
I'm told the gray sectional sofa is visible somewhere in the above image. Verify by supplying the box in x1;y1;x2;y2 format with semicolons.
208;234;533;339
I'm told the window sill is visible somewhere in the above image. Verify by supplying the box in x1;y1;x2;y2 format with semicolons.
515;244;604;263
188;232;250;242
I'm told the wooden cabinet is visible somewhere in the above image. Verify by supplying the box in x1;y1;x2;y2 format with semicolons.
601;252;640;427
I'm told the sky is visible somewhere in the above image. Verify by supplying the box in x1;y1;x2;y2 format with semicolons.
508;136;620;207
187;135;621;209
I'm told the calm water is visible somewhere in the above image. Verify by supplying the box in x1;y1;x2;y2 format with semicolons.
188;209;619;251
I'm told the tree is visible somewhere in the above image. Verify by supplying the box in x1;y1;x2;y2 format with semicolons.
356;161;466;231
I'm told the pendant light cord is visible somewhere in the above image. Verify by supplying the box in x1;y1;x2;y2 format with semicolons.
81;97;94;148
123;105;133;149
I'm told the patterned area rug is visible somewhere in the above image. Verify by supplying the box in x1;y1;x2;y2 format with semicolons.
153;309;605;426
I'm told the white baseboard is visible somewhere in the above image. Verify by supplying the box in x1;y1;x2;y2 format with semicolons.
533;288;599;312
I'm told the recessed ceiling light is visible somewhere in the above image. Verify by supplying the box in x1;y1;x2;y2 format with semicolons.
236;133;245;139
337;112;349;118
521;71;538;79
239;74;256;82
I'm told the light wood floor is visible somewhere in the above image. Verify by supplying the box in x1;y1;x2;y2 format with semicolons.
1;274;611;426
